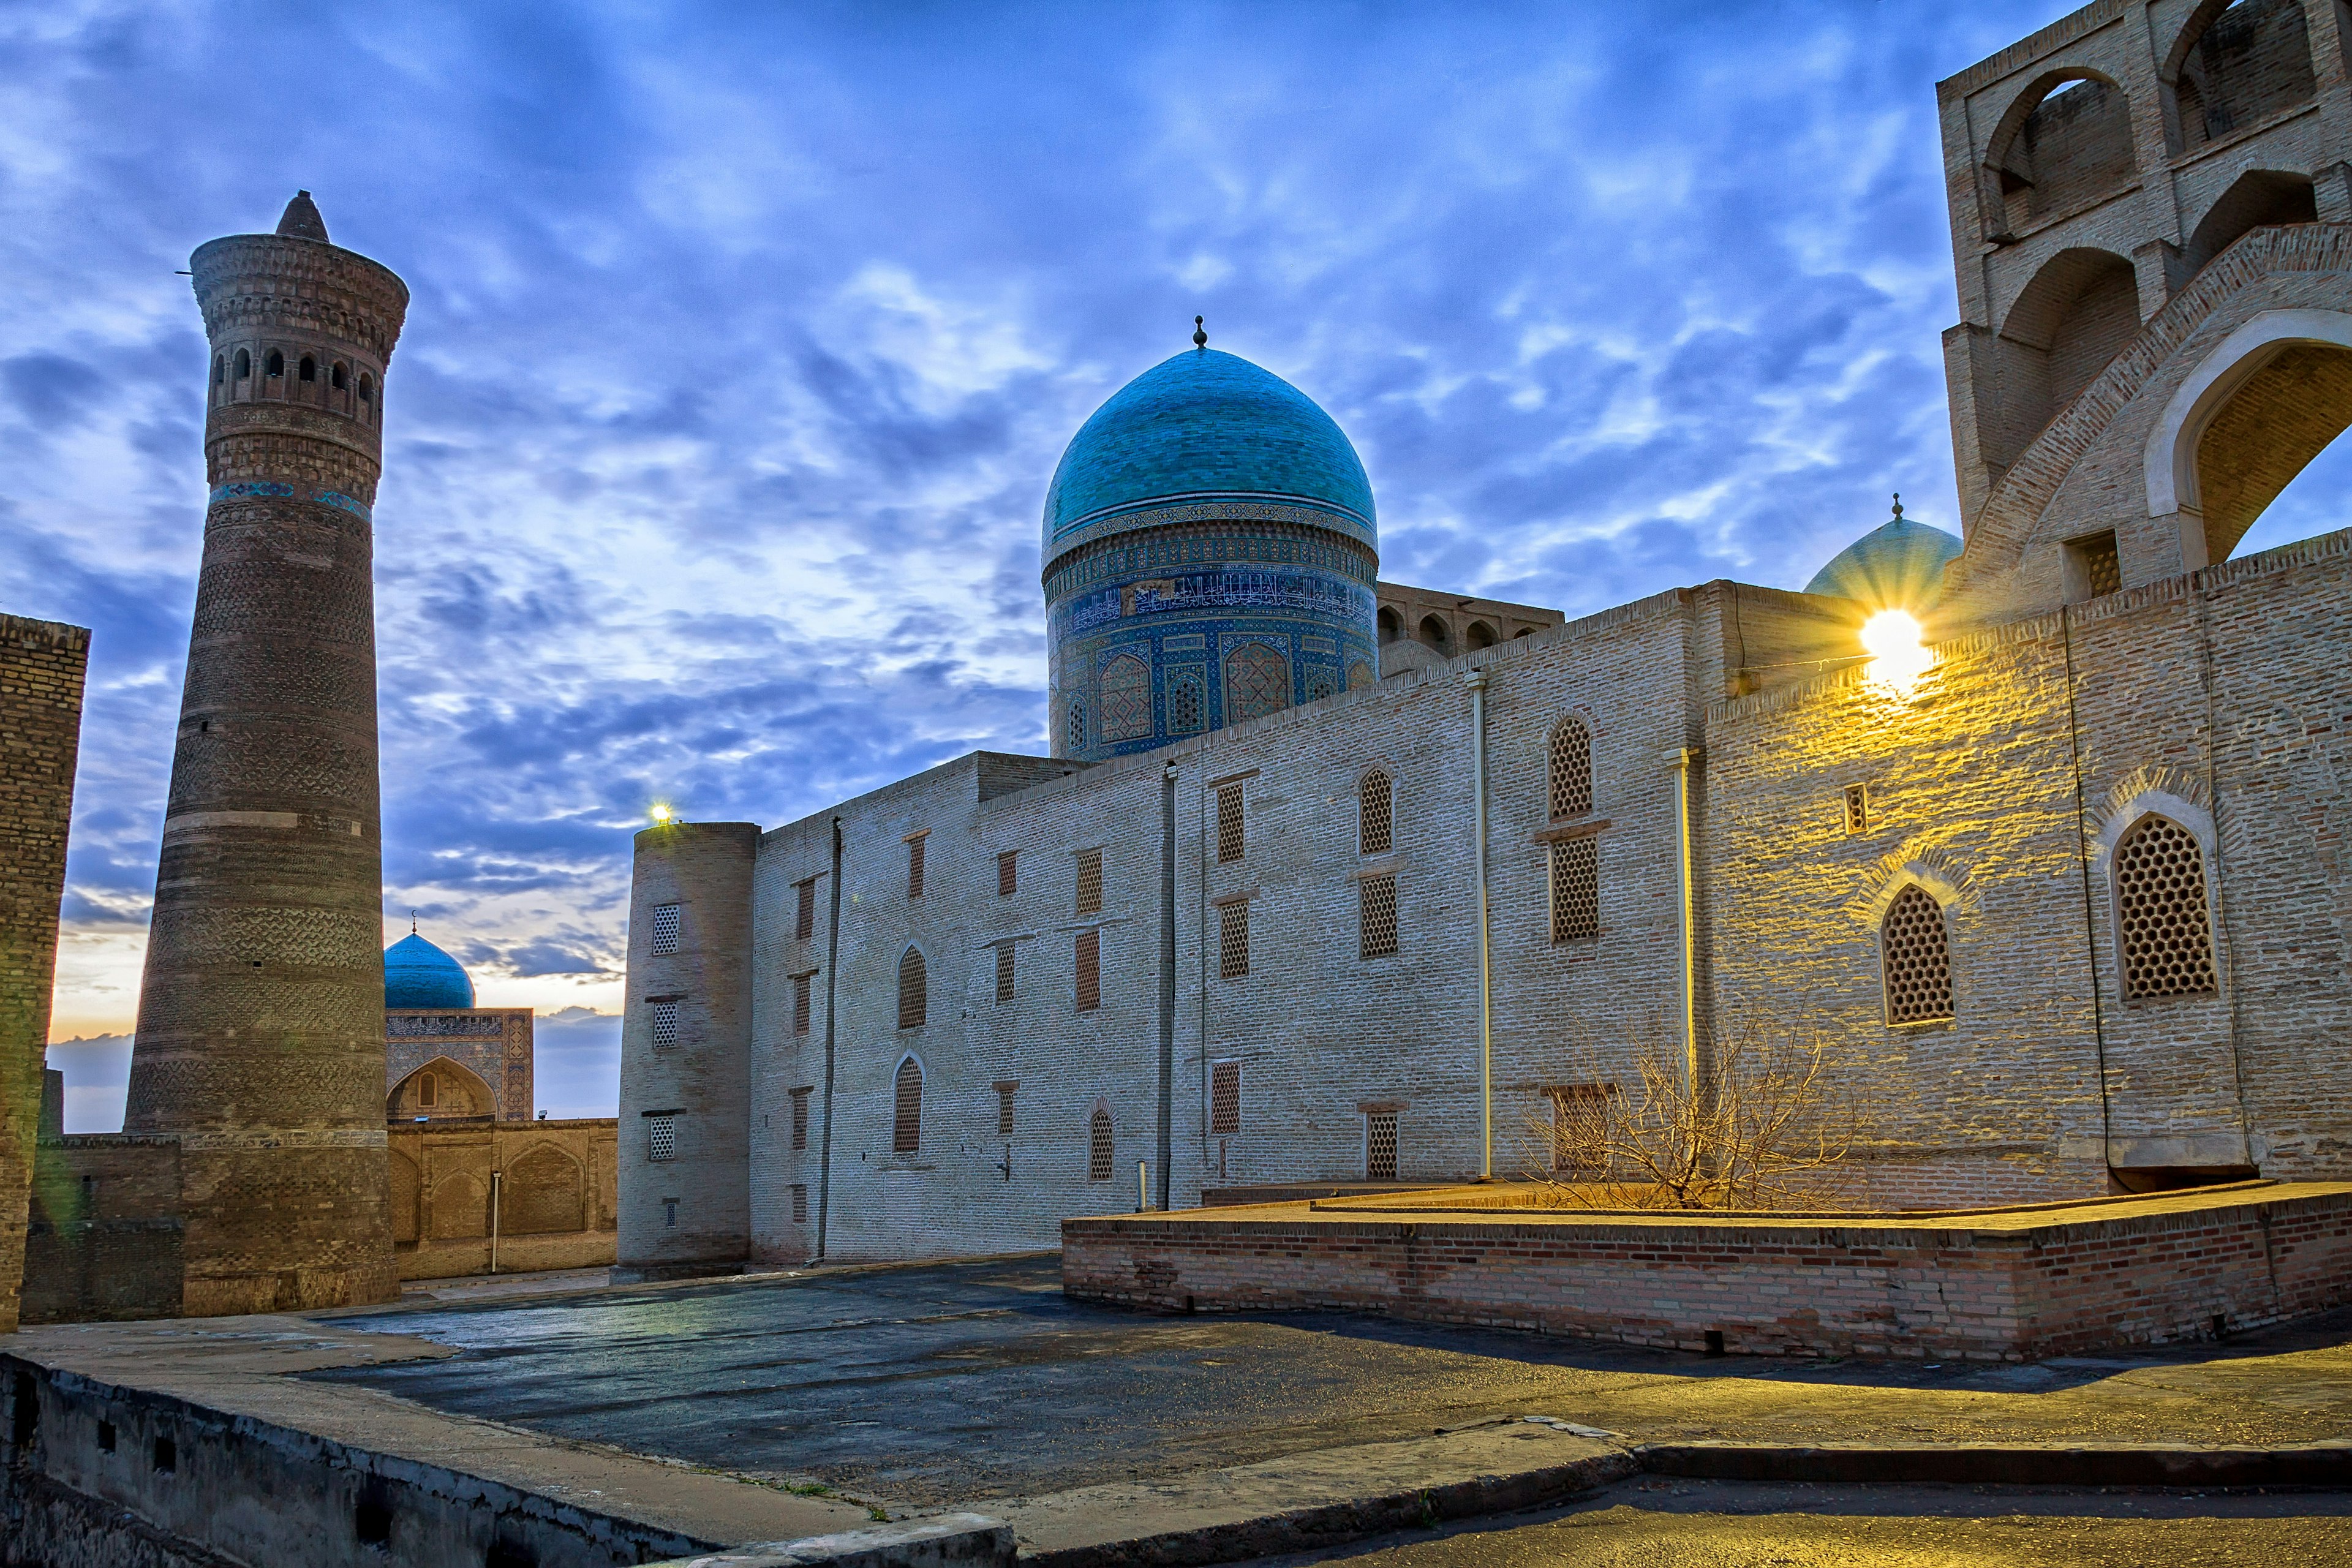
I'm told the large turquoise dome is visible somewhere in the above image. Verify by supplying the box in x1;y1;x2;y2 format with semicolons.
1042;347;1376;565
1039;340;1382;763
1804;502;1962;611
384;932;474;1009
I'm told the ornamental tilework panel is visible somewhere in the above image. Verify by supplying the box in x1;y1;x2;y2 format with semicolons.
1225;643;1291;723
1099;653;1153;741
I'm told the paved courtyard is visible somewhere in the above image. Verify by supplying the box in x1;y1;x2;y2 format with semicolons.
317;1254;2352;1513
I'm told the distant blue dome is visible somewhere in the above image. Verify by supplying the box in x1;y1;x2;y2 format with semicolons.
1804;505;1962;610
1042;347;1376;567
384;932;474;1010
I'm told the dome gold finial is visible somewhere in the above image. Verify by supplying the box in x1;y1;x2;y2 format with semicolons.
1193;315;1207;349
1892;492;1904;519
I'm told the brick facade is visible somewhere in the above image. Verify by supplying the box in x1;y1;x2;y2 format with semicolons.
0;615;88;1333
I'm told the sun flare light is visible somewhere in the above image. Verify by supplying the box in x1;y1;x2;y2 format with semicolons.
650;802;674;825
1860;609;1932;690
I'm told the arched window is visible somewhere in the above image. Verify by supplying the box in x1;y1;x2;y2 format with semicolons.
1989;248;2138;464
233;349;251;379
2114;815;2217;998
1880;886;1954;1025
1087;1107;1114;1181
1099;653;1153;742
892;1057;923;1153
2170;0;2315;153
1466;620;1497;650
1066;699;1088;753
1417;614;1449;650
331;362;348;391
358;372;373;401
1548;717;1593;820
897;946;927;1029
2184;169;2317;274
298;355;316;383
1359;768;1393;854
264;349;284;377
1167;668;1205;734
211;355;224;385
1223;642;1290;723
1988;75;2135;234
1378;606;1403;644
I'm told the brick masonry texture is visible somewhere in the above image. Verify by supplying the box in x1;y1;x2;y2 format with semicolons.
0;614;87;1334
1061;1182;2352;1360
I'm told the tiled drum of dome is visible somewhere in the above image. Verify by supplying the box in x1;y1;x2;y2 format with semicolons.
1041;347;1379;760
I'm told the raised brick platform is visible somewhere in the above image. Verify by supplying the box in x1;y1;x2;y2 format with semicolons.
1061;1181;2352;1361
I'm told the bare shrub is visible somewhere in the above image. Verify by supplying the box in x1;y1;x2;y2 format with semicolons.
1519;1016;1855;1211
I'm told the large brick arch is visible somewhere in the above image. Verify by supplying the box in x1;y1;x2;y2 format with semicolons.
1989;247;2141;468
386;1055;495;1120
502;1144;586;1235
2143;307;2352;562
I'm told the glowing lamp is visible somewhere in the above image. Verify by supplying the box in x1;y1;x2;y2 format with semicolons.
1860;609;1932;690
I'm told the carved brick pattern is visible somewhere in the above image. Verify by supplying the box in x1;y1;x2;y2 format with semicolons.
2115;816;2217;998
1881;886;1955;1024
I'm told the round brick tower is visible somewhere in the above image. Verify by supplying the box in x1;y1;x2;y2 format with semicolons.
123;192;409;1316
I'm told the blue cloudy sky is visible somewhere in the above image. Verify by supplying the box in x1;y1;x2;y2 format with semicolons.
10;1;2348;1124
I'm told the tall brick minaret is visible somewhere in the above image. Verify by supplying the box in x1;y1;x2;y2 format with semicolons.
124;192;408;1316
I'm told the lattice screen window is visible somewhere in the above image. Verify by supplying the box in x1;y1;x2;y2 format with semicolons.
995;943;1016;1003
2114;815;2217;998
1218;900;1250;979
995;1082;1017;1136
907;834;926;899
1360;874;1399;959
650;903;680;956
1169;669;1205;734
1305;665;1338;703
790;1088;810;1151
1548;1085;1610;1174
1075;929;1101;1012
650;1000;681;1049
1076;848;1104;914
1210;1061;1241;1135
1548;839;1600;943
1365;1111;1398;1180
792;971;813;1036
1844;783;1869;837
2070;530;2122;598
648;1114;676;1162
1360;769;1393;854
1068;701;1088;754
795;879;817;943
1088;1108;1114;1180
1880;885;1954;1024
998;851;1018;897
897;948;927;1030
1216;782;1245;862
791;1184;808;1224
892;1057;923;1153
1548;718;1594;820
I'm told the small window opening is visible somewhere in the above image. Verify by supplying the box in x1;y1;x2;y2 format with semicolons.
892;1057;924;1153
331;362;349;391
1217;900;1250;979
1168;669;1205;734
358;372;373;401
1088;1107;1114;1180
2114;815;2217;998
1466;620;1497;650
790;1088;810;1151
1881;885;1956;1025
1844;783;1870;837
995;943;1016;1003
1378;606;1403;644
1549;839;1600;943
649;1115;676;1161
417;1072;437;1109
1417;614;1449;650
1076;847;1104;913
265;350;284;377
649;902;680;955
153;1435;177;1474
234;349;251;379
298;355;316;382
995;1081;1017;1136
791;971;813;1035
791;1183;808;1224
897;948;927;1029
1075;929;1101;1012
1548;718;1594;820
2065;531;2122;600
1216;783;1245;862
906;834;926;899
998;850;1017;897
794;877;817;942
1359;769;1393;854
649;1000;680;1048
1365;1111;1399;1180
211;355;224;385
1360;873;1399;959
1068;700;1088;753
97;1420;116;1453
355;1495;393;1548
1210;1061;1241;1135
663;1197;677;1226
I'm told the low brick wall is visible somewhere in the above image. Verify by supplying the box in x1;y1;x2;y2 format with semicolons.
1062;1182;2352;1361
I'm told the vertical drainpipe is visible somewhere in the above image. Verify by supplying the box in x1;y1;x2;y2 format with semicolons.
815;816;843;1261
1465;668;1494;1180
1157;763;1177;1211
1668;747;1699;1094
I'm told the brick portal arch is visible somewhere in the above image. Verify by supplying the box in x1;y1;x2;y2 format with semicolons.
388;1055;496;1120
2143;307;2352;564
502;1144;586;1234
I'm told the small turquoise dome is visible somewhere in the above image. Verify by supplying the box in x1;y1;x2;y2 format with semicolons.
1804;500;1962;610
384;932;474;1010
1042;347;1375;565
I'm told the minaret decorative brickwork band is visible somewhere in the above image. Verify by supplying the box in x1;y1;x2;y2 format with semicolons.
123;193;409;1316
